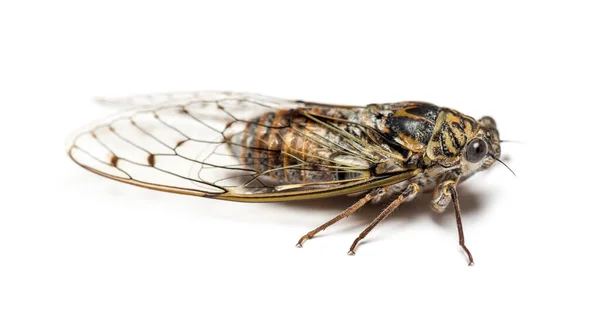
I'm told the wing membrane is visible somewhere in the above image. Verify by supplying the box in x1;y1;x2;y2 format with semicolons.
68;92;418;202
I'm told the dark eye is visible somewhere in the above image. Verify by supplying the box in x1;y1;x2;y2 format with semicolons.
466;138;488;163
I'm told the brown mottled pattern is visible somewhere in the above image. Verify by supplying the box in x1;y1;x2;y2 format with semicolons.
282;114;295;182
426;109;480;165
253;112;274;174
229;108;356;183
268;110;287;180
301;107;317;184
239;119;256;166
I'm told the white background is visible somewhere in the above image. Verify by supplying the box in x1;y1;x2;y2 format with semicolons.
1;1;599;311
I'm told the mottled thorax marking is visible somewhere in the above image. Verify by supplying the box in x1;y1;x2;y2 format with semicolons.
382;102;440;154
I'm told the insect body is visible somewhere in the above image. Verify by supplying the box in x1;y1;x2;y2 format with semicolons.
68;92;503;265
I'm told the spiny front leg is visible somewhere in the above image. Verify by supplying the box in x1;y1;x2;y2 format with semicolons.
348;183;420;255
296;188;383;248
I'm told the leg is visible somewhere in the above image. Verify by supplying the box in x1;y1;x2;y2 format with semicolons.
431;180;454;213
348;183;420;255
296;188;382;247
447;182;474;265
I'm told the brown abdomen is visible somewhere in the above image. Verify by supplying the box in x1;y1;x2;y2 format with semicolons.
228;108;345;183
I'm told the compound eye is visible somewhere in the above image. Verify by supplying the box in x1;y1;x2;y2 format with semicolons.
466;138;488;163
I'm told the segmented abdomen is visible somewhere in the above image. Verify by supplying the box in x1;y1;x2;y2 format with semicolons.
228;108;355;184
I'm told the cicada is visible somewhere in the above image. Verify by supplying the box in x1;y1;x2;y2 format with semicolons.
67;91;505;265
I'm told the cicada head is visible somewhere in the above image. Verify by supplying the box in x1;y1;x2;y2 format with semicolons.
421;107;502;179
458;115;502;180
478;116;501;170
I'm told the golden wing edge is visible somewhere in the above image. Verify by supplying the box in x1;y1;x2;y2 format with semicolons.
68;145;421;203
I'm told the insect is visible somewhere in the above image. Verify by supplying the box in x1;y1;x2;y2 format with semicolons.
67;91;507;265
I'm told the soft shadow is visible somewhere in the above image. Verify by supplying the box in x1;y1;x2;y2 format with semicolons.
276;186;486;239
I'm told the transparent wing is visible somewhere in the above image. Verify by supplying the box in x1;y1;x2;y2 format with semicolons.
68;92;419;202
94;90;358;109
